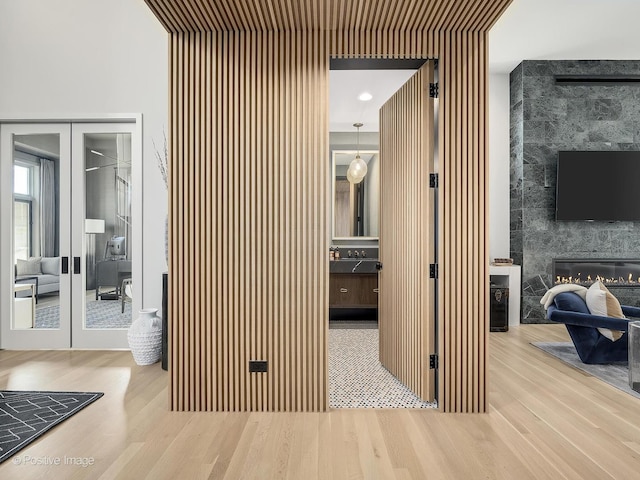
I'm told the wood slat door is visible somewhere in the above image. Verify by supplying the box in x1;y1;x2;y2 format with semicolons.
379;60;436;403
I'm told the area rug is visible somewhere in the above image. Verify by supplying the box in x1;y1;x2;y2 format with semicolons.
532;342;640;399
35;301;132;329
0;390;103;464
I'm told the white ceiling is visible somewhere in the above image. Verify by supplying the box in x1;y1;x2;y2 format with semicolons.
489;0;640;74
14;134;60;158
329;69;416;132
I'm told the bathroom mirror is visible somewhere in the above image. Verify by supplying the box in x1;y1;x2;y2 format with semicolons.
332;150;380;239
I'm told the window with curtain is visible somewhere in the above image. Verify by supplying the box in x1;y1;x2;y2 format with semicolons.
14;200;31;260
39;158;56;257
14;165;32;260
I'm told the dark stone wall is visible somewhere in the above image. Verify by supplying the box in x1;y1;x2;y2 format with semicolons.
510;63;524;268
510;60;640;323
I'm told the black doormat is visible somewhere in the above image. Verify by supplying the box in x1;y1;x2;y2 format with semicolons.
0;390;103;464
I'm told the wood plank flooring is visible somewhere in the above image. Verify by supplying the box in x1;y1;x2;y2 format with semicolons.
1;324;640;479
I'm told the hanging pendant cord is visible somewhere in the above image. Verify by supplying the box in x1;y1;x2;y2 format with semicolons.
353;122;363;157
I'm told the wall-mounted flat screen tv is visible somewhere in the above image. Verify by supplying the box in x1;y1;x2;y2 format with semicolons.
556;151;640;221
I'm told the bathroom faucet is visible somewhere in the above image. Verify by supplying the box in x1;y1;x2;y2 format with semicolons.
354;250;359;258
361;250;366;258
352;260;364;273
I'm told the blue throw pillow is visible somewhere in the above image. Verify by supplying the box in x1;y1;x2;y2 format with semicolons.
554;292;590;314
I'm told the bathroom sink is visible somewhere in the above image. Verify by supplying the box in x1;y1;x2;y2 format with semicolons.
329;258;379;274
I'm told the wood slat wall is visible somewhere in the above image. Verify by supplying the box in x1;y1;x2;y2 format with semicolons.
438;31;490;413
145;0;513;413
169;30;328;411
379;62;435;402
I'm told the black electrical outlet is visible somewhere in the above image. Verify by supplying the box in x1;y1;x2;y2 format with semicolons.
249;360;268;373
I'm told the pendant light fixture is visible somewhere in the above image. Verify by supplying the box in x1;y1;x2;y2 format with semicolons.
347;122;367;184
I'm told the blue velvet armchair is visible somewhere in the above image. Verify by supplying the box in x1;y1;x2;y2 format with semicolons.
547;292;640;364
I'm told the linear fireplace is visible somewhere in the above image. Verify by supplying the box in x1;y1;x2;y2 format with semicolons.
553;258;640;287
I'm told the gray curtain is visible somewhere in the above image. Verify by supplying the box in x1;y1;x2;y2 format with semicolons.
40;158;56;257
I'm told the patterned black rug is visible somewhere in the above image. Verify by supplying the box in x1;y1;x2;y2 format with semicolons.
0;391;103;464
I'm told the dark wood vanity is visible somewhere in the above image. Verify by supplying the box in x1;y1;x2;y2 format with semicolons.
329;273;378;320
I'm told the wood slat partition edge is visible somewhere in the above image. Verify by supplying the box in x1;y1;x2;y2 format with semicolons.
151;0;513;413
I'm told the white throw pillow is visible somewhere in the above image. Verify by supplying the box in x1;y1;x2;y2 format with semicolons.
40;257;60;276
16;257;42;276
585;280;626;341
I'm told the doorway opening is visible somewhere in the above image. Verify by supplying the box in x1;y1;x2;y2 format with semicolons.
328;58;439;408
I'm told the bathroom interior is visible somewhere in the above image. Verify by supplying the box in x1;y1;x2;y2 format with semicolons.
328;65;436;409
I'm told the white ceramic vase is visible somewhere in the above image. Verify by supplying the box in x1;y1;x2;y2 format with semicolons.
128;308;162;366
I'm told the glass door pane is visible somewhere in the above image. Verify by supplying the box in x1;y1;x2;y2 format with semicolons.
1;124;72;348
72;124;137;348
85;133;132;327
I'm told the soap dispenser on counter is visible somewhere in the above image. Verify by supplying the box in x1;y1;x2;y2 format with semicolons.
334;247;340;260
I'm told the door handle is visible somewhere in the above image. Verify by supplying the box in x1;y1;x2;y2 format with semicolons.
373;288;379;293
62;256;69;274
340;288;348;293
73;257;81;274
376;262;383;270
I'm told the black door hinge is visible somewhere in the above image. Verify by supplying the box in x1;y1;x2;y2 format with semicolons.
429;354;438;369
429;263;438;279
429;82;439;98
429;173;438;188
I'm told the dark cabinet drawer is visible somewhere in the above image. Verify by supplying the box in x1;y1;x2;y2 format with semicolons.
329;273;378;307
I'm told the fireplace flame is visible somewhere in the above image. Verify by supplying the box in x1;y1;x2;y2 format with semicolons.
555;273;640;286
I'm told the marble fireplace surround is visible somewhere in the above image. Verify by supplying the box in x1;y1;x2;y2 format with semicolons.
510;60;640;323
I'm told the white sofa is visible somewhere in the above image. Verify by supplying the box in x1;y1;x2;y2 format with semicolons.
15;256;60;299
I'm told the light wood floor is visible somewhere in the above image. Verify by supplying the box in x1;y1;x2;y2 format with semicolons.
1;324;640;479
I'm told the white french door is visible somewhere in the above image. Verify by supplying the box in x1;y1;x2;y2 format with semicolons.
1;121;139;349
1;124;72;348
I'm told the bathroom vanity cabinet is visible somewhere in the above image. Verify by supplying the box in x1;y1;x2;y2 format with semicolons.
329;273;378;320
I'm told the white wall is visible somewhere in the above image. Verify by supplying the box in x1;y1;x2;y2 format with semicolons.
0;0;168;311
488;73;511;261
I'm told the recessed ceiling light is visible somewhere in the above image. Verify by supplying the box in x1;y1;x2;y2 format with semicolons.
358;92;373;102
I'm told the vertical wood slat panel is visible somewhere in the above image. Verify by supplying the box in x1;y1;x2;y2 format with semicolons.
157;0;512;413
169;30;328;411
435;30;489;413
379;62;435;402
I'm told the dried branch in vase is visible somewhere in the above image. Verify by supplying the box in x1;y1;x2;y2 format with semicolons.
153;131;168;189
